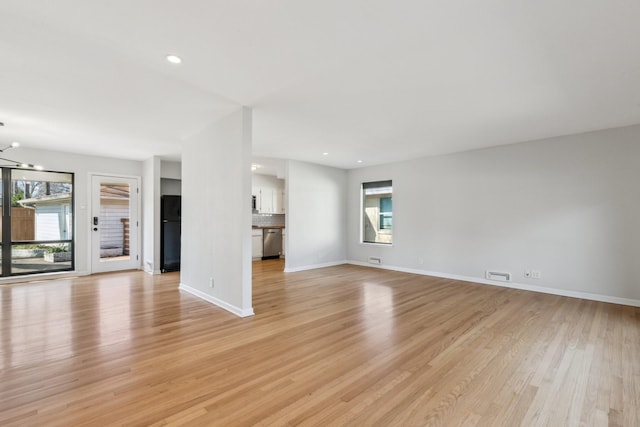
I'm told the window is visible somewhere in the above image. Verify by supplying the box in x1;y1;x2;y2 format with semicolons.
1;168;74;276
379;197;392;230
362;180;392;244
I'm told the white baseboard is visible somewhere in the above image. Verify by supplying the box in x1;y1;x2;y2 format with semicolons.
179;283;254;317
284;260;348;273
346;261;640;308
144;267;162;275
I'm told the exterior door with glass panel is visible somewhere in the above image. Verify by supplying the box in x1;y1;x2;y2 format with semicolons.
91;175;139;273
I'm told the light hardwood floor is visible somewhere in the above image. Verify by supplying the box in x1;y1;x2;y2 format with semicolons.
1;260;639;426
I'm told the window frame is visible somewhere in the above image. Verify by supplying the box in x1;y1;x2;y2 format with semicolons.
1;167;75;277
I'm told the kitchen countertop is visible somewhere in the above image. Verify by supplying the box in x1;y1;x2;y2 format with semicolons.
252;225;285;229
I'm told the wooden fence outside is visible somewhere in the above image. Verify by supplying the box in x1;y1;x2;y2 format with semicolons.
0;207;36;241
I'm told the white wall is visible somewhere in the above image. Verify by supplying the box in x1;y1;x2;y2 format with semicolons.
252;174;284;190
347;125;640;304
180;107;253;317
161;160;182;195
142;156;161;274
285;160;348;271
14;147;142;274
161;178;181;196
161;160;181;180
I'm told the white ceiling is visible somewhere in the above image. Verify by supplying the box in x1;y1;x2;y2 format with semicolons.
1;1;639;169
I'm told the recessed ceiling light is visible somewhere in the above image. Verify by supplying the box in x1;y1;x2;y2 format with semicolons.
251;164;260;171
357;160;363;163
0;122;4;126
166;55;182;64
322;152;329;156
11;141;20;148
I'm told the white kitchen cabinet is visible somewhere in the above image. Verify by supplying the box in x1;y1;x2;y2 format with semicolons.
261;189;274;213
252;229;263;259
253;187;276;213
251;176;285;214
273;190;285;214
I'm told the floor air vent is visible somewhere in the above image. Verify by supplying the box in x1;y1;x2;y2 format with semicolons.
485;271;511;282
368;256;382;265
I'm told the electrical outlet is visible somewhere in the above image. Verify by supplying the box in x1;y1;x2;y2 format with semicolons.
524;270;531;278
209;277;214;288
531;270;541;279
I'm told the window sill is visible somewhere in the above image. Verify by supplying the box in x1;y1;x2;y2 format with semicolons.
0;270;88;285
360;242;393;247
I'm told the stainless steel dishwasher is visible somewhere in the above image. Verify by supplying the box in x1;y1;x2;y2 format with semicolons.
262;228;283;259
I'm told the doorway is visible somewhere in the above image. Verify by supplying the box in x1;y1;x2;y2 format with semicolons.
90;175;140;273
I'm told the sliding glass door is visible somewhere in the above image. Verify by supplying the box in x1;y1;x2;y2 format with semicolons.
1;168;74;276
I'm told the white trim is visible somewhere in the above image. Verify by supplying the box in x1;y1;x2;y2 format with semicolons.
87;172;144;180
347;261;640;308
284;260;348;273
179;283;255;317
143;259;161;275
88;173;142;274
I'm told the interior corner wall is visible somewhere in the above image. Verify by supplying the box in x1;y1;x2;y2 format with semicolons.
180;107;253;317
285;160;348;271
346;124;640;303
142;156;161;274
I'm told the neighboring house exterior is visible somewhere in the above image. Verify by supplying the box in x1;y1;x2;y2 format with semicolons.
98;183;131;256
20;187;129;256
18;193;72;241
98;198;130;256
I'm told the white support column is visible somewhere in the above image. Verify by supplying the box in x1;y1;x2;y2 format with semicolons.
180;107;254;317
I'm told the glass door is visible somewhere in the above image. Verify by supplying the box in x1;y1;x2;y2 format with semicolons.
90;175;139;273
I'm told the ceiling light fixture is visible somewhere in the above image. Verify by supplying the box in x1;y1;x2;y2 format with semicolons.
322;152;329;156
166;54;182;64
0;142;43;170
251;164;260;171
357;160;363;163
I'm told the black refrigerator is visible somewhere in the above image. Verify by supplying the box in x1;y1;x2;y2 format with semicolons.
161;195;181;272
